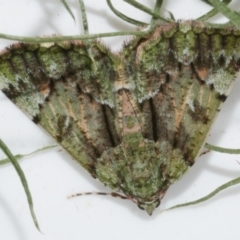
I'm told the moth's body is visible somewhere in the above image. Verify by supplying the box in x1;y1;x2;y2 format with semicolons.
0;21;238;214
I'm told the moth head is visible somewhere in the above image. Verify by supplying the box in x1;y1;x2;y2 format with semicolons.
137;199;161;216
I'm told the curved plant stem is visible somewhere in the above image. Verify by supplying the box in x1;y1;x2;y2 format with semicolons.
106;0;148;27
0;145;57;166
0;139;40;231
78;0;88;34
0;1;239;42
0;30;145;42
207;0;240;27
124;0;171;23
205;143;240;154
150;0;164;27
197;0;232;21
166;176;240;211
60;0;75;22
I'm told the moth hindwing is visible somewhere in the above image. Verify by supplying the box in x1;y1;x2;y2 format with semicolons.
0;21;238;215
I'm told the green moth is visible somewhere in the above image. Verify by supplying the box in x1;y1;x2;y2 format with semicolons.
0;20;238;215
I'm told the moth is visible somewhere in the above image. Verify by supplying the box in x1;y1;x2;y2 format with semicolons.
0;19;239;216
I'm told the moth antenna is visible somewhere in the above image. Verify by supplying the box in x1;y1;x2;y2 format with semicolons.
67;191;129;200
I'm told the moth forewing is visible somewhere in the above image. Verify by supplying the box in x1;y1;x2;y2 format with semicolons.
162;72;240;206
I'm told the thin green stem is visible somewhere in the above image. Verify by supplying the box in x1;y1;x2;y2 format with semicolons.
206;0;240;27
106;0;148;27
0;145;57;166
0;1;237;43
0;139;40;231
166;176;240;210
124;0;171;23
0;30;145;43
150;0;164;27
205;143;240;154
60;0;75;21
197;0;232;21
78;0;89;34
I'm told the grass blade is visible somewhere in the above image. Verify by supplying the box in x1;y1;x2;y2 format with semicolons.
0;138;40;231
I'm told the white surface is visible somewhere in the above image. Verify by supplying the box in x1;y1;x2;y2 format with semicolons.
0;0;240;239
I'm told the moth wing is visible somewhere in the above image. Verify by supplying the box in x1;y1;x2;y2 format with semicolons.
0;42;120;176
122;21;238;169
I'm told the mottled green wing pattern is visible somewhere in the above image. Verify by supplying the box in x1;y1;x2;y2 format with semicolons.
102;21;240;213
0;41;120;175
0;21;239;215
121;20;239;172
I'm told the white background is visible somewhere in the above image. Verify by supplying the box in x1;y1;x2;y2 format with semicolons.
0;0;240;239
